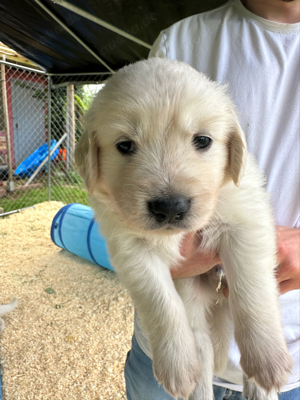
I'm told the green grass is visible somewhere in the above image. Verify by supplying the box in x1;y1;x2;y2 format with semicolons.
0;183;88;213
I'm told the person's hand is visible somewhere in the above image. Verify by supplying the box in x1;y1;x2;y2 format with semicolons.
172;226;300;298
170;232;221;279
223;226;300;298
275;226;300;295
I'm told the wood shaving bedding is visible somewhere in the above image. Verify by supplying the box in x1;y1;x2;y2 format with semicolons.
0;202;134;400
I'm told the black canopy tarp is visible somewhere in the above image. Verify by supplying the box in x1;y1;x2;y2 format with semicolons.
0;0;226;81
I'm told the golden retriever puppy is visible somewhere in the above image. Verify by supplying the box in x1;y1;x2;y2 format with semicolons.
75;58;292;400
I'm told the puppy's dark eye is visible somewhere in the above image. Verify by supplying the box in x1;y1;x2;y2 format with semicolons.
116;140;136;155
193;135;212;150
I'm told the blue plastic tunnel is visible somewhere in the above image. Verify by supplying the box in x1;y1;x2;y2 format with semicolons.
51;203;114;271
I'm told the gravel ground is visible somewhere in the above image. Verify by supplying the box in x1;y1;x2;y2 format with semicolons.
0;201;134;400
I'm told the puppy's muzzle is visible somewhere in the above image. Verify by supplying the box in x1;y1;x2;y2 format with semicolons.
148;195;191;224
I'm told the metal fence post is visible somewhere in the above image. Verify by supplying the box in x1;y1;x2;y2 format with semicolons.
1;60;14;192
66;84;75;173
47;75;51;201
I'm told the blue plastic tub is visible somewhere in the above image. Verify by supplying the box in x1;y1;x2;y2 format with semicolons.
14;140;59;178
51;203;114;271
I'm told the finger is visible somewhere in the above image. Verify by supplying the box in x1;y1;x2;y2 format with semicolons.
275;267;285;283
276;243;287;265
275;261;292;283
278;279;297;295
179;232;198;257
223;286;229;299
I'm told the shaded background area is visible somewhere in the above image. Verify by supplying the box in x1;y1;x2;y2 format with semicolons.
0;0;227;79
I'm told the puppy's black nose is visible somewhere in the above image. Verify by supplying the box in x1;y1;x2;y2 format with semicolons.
148;196;191;223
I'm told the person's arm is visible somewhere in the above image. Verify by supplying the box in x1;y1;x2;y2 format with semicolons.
173;227;300;296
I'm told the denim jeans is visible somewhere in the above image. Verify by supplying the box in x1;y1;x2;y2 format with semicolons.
125;335;300;400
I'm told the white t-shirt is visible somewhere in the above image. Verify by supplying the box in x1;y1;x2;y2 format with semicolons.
134;0;300;392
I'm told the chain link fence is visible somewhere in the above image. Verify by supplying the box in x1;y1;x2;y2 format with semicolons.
0;61;105;215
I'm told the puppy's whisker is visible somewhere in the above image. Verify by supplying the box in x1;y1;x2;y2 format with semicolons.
97;198;126;221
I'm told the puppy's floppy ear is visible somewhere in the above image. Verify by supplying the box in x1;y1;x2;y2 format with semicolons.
75;129;100;195
227;117;247;186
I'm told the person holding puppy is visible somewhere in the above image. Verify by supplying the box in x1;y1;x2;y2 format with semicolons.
125;0;300;399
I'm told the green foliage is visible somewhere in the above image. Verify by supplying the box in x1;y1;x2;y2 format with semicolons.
0;182;88;213
51;85;94;144
67;170;83;185
45;287;56;295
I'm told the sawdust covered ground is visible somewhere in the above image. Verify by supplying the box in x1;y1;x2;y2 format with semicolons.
0;202;134;400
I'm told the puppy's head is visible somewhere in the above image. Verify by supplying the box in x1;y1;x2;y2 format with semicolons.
75;58;247;234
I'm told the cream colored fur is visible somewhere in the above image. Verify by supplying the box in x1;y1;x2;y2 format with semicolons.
75;58;292;400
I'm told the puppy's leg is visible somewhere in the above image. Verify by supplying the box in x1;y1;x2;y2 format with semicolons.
243;376;278;400
219;227;292;392
188;327;214;400
207;300;231;375
175;277;214;400
108;237;201;400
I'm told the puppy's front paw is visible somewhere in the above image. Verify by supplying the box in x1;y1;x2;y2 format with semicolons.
153;340;202;399
188;382;214;400
239;333;292;392
243;376;278;400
